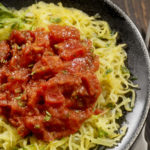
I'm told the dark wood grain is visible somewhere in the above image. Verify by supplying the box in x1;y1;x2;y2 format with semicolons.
111;0;150;35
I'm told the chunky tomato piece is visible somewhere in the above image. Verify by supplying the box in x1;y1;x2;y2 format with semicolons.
10;30;35;45
49;25;80;44
44;84;65;105
10;30;26;45
34;28;50;47
0;25;101;142
55;39;87;60
32;56;63;79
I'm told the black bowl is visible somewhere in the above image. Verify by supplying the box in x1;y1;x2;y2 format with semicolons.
1;0;150;150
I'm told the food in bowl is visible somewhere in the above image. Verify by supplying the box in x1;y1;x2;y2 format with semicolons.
0;2;136;150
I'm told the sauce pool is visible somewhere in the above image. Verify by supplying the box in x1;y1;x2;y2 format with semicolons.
0;24;101;141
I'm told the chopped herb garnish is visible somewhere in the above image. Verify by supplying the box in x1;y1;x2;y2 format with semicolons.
111;30;116;36
15;96;22;100
28;64;34;68
29;25;34;30
31;71;36;76
34;124;40;129
17;45;21;50
121;66;129;74
10;76;14;79
46;111;51;116
44;111;51;121
130;76;138;81
54;44;59;49
105;69;113;75
23;17;33;23
40;67;45;71
12;146;18;150
75;110;80;113
11;45;15;49
48;52;53;56
0;59;7;64
11;23;17;29
106;43;110;47
91;54;96;60
0;23;4;28
14;89;22;94
50;18;61;23
62;70;68;74
98;128;108;138
114;130;119;134
18;101;26;107
90;48;94;53
44;115;51;121
74;95;79;100
0;84;6;89
106;103;115;109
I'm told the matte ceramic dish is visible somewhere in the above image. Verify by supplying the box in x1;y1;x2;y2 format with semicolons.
1;0;150;150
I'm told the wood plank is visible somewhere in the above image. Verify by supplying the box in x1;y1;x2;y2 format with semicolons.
111;0;150;33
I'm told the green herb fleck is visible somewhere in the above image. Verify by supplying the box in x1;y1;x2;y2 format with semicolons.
0;84;6;90
44;115;51;121
130;76;138;81
48;52;53;56
15;96;22;100
111;30;116;36
10;76;14;79
62;70;68;74
11;45;15;49
75;95;79;100
12;146;18;150
31;71;36;76
17;45;21;50
34;124;40;129
121;66;129;74
75;110;80;113
54;44;59;49
44;111;51;121
106;103;115;109
28;64;34;68
14;89;22;94
105;69;113;75
50;18;61;23
106;43;110;47
0;59;7;64
98;128;108;138
40;67;45;71
90;48;94;53
0;23;4;28
18;101;26;107
46;111;51;116
29;25;34;31
11;22;19;29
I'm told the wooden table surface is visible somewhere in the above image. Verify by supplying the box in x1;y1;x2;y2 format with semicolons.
111;0;150;36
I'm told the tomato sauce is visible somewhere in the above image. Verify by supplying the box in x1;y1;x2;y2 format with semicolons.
0;24;101;141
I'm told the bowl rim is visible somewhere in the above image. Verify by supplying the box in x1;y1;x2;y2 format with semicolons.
104;0;150;149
